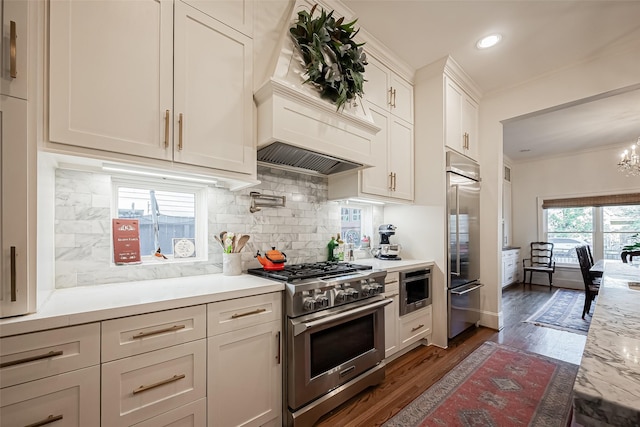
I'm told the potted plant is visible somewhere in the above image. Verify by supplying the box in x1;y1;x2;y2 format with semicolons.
621;233;640;262
289;4;367;111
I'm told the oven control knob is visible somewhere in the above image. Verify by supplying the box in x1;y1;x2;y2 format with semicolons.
303;297;316;311
361;285;372;296
335;291;346;303
345;288;358;300
370;283;383;294
315;296;329;308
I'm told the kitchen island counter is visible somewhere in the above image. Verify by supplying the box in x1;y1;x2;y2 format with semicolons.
353;258;434;272
573;261;640;426
0;274;283;337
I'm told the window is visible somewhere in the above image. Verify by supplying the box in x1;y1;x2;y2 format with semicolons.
114;179;205;261
341;207;362;244
339;203;377;248
544;202;640;265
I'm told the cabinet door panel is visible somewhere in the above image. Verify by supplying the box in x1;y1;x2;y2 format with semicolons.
384;284;399;358
0;96;32;317
174;2;254;174
207;321;281;427
361;106;390;197
462;95;478;160
0;366;100;427
445;77;463;153
49;0;173;160
364;55;389;111
1;0;28;99
389;118;414;201
390;74;413;123
182;0;253;37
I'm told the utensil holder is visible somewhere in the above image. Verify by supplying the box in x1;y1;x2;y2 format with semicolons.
222;253;242;276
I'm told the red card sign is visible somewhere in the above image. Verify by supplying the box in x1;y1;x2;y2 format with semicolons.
112;219;141;264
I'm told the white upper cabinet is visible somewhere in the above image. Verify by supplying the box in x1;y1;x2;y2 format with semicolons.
173;2;254;174
49;0;255;176
0;96;35;318
182;0;253;37
49;0;174;161
365;54;413;124
1;0;28;99
445;75;479;160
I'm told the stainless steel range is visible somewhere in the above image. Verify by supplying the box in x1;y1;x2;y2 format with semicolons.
248;262;390;427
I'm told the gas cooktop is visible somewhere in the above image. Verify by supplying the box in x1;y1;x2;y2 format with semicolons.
247;261;372;282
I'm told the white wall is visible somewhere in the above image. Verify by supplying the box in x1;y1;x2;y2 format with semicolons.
481;38;640;326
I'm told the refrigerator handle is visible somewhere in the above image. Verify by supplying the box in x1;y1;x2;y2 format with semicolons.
453;184;461;276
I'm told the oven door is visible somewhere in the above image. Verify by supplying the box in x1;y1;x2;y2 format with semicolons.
286;297;390;411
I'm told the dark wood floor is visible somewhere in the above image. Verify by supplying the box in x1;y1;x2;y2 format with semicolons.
315;284;587;427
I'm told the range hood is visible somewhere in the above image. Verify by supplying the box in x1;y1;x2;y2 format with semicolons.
253;0;380;176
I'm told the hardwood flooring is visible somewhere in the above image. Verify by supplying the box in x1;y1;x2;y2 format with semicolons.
315;284;587;427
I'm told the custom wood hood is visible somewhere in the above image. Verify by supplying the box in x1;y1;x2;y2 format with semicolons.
253;0;380;176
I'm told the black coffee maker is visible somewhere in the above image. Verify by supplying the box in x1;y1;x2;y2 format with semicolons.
375;224;401;259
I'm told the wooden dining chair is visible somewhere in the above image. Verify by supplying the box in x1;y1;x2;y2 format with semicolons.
522;242;556;288
576;245;600;318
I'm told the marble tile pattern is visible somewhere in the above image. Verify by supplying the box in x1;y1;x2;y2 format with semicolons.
572;262;640;427
55;166;383;288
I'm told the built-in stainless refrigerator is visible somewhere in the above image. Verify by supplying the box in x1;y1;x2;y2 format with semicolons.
446;151;483;339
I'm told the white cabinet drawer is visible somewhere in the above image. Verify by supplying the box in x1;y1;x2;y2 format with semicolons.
102;340;207;427
102;305;206;362
400;305;432;347
133;398;206;427
208;292;281;336
0;323;100;388
0;365;100;427
385;271;400;291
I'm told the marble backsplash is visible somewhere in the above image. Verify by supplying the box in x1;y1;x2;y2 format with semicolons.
54;166;382;288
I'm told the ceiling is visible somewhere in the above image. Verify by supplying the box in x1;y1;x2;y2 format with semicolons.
344;0;640;161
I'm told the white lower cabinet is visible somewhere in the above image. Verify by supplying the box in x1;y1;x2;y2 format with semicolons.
502;249;520;288
383;272;400;358
132;398;207;427
399;305;432;348
207;292;282;427
0;365;100;427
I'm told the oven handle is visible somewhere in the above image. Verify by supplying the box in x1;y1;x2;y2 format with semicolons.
450;283;484;295
402;274;430;283
292;299;391;337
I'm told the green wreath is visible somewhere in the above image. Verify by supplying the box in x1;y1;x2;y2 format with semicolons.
289;4;367;111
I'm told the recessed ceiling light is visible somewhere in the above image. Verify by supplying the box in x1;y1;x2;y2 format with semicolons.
476;34;502;49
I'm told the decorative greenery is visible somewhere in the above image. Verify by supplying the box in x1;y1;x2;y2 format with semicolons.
622;233;640;251
289;4;367;111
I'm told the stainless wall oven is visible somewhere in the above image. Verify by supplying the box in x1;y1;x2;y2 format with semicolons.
399;267;431;316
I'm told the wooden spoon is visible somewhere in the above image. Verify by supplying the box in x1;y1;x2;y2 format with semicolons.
235;234;250;253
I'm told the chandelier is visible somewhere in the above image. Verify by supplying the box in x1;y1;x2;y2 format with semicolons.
618;138;640;177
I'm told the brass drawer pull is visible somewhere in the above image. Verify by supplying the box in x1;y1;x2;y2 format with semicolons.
1;350;64;369
386;293;399;298
411;324;425;332
25;414;64;427
10;21;17;78
164;110;170;148
10;246;16;301
231;308;266;319
133;324;186;339
133;374;185;395
178;113;184;150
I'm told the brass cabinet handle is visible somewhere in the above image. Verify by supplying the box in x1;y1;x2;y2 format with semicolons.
393;172;397;191
386;293;399;298
24;414;64;427
388;172;393;190
178;113;183;151
276;331;281;365
133;324;186;339
133;373;185;394
164;110;170;148
231;308;266;319
10;21;17;78
392;88;397;108
411;324;425;332
386;280;398;284
387;87;393;107
10;246;16;301
1;350;64;369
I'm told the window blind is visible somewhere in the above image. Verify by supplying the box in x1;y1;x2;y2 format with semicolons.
542;193;640;209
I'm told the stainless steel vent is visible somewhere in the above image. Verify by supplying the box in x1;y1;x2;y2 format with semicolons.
257;142;363;175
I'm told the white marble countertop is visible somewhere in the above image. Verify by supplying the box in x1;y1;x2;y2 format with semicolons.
0;274;283;337
573;261;640;427
352;258;434;272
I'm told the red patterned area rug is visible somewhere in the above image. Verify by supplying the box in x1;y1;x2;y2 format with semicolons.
383;341;578;427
